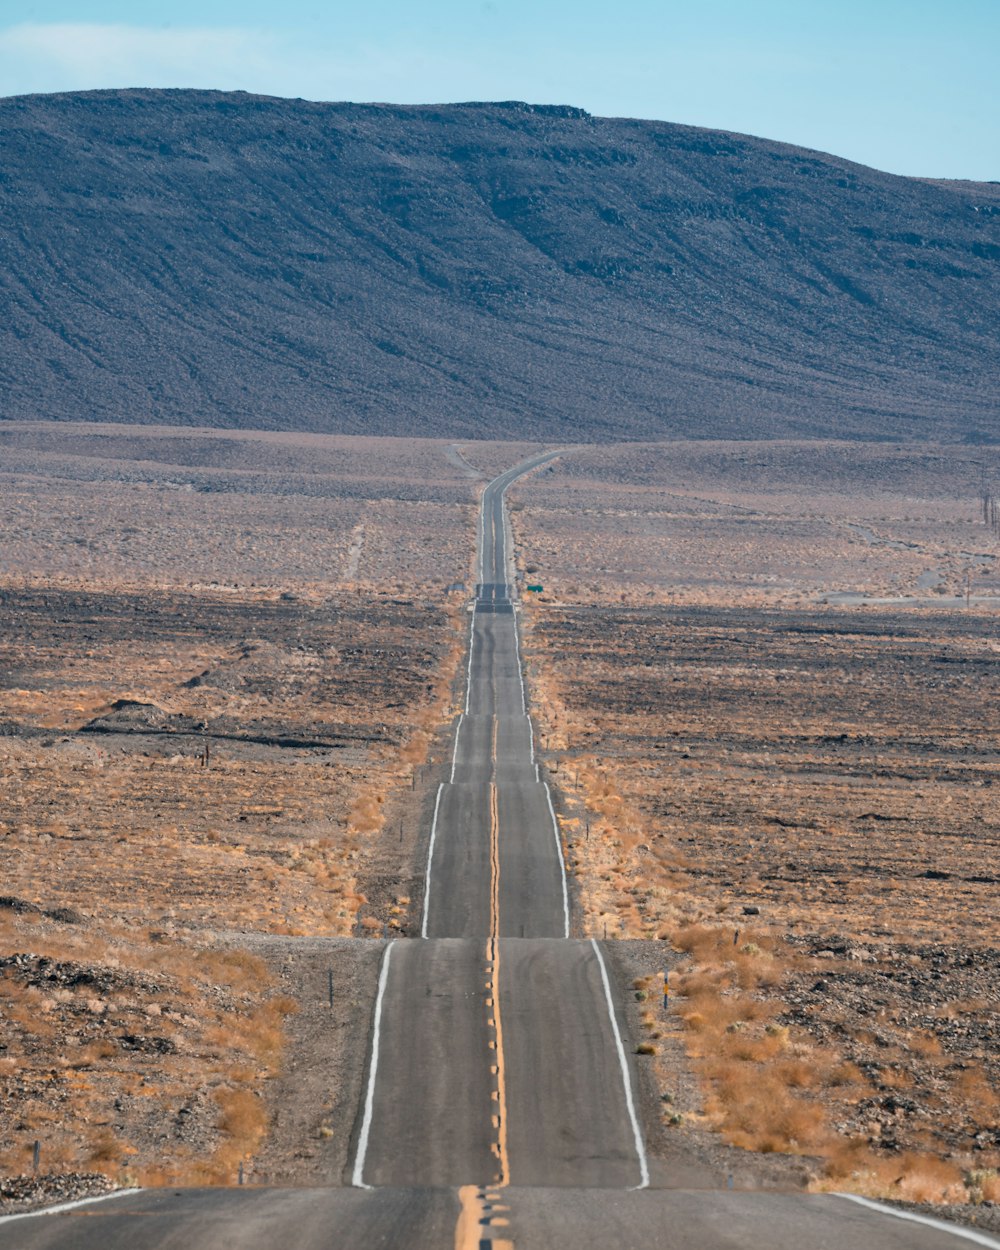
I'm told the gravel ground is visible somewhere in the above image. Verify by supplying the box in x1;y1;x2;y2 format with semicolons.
0;1174;116;1215
884;1199;1000;1239
213;935;386;1187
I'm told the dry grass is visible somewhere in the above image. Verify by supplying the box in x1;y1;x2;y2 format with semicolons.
665;930;833;1155
0;908;300;1185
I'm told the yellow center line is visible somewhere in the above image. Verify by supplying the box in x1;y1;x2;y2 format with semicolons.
489;781;500;942
488;781;510;1188
455;590;514;1250
454;1186;482;1250
454;1185;514;1250
489;933;510;1188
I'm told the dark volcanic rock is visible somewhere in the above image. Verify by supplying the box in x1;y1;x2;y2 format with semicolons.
1;90;998;441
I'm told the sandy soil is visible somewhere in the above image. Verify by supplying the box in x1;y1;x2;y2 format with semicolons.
509;439;1000;607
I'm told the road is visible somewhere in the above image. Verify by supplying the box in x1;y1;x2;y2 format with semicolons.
5;452;996;1249
355;447;646;1193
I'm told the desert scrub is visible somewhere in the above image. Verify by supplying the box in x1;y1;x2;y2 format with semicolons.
0;909;297;1188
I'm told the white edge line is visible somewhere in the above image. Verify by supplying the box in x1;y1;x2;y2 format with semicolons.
450;714;464;784
590;938;650;1191
478;485;487;586
835;1193;1000;1248
543;782;570;939
512;610;528;715
464;610;475;715
0;1188;142;1224
420;784;445;940
351;939;395;1189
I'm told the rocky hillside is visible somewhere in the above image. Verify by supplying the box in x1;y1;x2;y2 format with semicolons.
1;90;998;441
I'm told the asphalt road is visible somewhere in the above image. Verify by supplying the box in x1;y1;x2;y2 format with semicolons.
6;1184;997;1250
6;452;996;1249
357;448;647;1193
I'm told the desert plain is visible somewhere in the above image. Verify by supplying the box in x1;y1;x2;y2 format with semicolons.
512;440;1000;1208
1;425;998;1224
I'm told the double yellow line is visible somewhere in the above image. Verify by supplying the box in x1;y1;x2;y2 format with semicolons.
488;713;510;1187
456;739;513;1250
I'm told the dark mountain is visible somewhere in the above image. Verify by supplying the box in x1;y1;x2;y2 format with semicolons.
1;89;998;442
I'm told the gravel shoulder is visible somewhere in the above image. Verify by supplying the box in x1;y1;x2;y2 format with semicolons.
213;935;386;1187
608;941;820;1193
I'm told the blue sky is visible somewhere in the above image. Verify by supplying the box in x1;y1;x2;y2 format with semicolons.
1;0;997;179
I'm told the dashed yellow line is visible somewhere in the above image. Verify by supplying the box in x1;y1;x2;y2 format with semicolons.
455;643;514;1250
454;1184;513;1250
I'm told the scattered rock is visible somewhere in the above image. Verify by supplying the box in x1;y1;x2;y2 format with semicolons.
0;1173;116;1214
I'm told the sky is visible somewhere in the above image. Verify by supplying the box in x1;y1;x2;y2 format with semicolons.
1;0;997;180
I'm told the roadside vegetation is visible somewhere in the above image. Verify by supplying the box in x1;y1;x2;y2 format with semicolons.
0;903;295;1185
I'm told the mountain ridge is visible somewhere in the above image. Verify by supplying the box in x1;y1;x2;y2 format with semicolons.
1;89;998;442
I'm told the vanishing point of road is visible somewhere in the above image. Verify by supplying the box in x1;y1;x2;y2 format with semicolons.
3;453;995;1249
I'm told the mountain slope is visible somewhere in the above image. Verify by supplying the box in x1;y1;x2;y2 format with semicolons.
1;90;998;441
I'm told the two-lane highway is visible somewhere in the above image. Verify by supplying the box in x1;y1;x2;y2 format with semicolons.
352;449;649;1194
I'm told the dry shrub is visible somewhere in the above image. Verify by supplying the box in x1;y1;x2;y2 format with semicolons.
720;1029;789;1066
774;1057;819;1090
709;1064;828;1154
952;1067;999;1114
0;988;58;1039
978;1171;1000;1203
828;1060;865;1088
909;1031;944;1059
69;1040;118;1069
878;1066;915;1091
246;994;298;1071
190;947;270;994
399;731;430;765
207;993;298;1074
86;1129;130;1169
673;924;723;960
348;793;385;835
212;1088;267;1175
824;1149;968;1204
